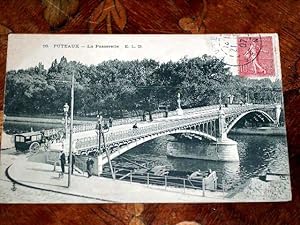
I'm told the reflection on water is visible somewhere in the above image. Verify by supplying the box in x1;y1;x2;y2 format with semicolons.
120;134;289;190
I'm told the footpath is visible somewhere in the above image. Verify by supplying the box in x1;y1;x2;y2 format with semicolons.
1;151;229;203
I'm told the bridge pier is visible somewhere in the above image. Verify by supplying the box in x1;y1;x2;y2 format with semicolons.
214;137;239;161
213;107;239;161
206;136;239;162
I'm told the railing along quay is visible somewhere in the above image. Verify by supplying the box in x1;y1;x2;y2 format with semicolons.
102;169;218;196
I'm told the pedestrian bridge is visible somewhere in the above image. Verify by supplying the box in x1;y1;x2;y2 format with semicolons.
70;103;281;165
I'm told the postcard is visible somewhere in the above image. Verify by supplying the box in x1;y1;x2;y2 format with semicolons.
0;34;291;203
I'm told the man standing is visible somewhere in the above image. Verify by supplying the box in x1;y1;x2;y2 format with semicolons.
59;150;66;177
86;157;94;178
68;153;76;174
108;117;113;127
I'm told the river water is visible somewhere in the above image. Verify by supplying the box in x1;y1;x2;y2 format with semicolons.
4;122;290;190
118;134;289;190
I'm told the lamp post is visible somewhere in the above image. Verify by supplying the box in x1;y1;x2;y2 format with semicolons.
219;92;222;109
63;103;69;139
51;70;75;188
97;115;103;175
67;72;75;188
97;115;115;179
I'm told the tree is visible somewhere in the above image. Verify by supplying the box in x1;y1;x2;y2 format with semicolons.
4;55;282;117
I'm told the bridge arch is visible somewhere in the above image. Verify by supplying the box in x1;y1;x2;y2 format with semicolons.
102;129;217;164
225;109;275;134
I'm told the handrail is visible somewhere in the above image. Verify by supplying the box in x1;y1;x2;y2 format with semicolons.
110;169;218;196
74;104;276;151
75;116;219;151
44;104;276;152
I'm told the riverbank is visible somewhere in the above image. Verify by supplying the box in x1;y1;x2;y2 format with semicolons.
0;150;103;203
227;176;291;201
229;127;286;136
0;150;228;203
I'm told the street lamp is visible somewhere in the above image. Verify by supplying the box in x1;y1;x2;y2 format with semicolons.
50;71;75;188
97;115;103;175
67;72;75;188
219;92;222;109
97;115;115;179
63;103;69;138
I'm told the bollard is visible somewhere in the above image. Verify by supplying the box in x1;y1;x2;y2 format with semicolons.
222;179;225;196
202;179;205;197
147;173;149;186
130;171;132;183
53;161;57;171
113;167;116;180
183;179;186;193
164;176;167;189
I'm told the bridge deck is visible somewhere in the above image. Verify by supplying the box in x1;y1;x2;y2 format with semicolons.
49;104;275;155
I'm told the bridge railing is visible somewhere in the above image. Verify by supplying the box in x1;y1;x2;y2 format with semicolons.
41;104;274;139
71;105;221;134
75;113;220;151
224;104;274;116
73;123;96;133
74;104;276;152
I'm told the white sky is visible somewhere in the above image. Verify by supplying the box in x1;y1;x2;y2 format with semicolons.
6;34;281;80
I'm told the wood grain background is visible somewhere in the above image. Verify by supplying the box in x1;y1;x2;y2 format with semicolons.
0;0;300;224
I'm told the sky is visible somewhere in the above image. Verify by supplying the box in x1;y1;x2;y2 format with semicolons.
6;34;281;80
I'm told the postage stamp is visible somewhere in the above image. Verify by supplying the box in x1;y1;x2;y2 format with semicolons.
238;36;275;77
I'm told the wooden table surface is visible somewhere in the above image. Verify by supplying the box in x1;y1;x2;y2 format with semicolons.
0;0;300;224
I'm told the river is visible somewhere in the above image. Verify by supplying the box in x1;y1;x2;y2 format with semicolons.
4;122;289;190
117;134;289;190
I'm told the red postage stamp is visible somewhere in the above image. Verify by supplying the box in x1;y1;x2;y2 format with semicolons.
238;36;275;77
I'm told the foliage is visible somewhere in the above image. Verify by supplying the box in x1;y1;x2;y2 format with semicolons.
5;56;282;118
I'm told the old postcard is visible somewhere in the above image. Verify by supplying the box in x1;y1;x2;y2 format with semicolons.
0;34;291;203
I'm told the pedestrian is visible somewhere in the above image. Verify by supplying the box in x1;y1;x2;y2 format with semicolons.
68;153;76;174
109;117;113;127
59;150;66;177
86;157;94;178
142;113;146;121
103;123;109;130
149;112;153;122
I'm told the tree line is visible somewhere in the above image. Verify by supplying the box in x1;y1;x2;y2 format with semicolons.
5;56;282;119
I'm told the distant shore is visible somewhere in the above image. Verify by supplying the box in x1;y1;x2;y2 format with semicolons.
229;127;286;136
4;112;167;127
5;115;95;125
